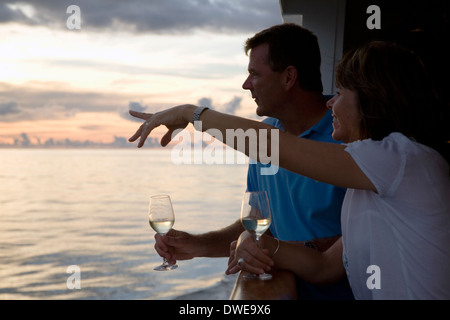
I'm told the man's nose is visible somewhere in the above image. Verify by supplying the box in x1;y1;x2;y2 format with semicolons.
242;75;252;90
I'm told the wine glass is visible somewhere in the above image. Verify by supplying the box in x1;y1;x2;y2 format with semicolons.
240;191;272;280
148;194;178;271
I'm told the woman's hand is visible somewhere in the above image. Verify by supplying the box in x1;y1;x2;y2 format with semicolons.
226;231;274;275
128;105;195;148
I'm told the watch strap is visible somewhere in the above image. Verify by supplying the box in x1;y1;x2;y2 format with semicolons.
192;106;209;130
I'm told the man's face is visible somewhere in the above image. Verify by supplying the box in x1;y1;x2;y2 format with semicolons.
242;43;285;117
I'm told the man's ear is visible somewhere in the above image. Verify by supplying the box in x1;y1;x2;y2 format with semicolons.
283;66;298;91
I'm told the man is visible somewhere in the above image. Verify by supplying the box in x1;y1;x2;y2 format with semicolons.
150;24;353;299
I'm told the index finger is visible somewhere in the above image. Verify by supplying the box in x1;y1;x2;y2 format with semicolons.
129;110;153;120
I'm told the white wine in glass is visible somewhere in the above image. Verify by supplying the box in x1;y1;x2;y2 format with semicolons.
240;191;272;280
148;194;178;271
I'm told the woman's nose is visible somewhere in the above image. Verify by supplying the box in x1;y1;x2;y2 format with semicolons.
326;95;336;110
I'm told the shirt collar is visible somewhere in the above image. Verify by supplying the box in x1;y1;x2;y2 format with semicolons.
300;110;333;138
268;109;333;138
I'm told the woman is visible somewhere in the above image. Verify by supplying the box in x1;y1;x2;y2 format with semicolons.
129;42;450;299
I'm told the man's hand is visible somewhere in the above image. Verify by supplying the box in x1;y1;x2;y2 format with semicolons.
154;229;200;265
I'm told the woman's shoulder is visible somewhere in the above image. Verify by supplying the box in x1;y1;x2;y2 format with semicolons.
348;132;436;155
346;132;448;172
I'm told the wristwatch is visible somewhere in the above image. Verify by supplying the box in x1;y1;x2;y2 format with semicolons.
192;106;209;130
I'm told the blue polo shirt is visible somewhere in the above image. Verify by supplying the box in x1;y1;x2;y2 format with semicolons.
246;110;346;241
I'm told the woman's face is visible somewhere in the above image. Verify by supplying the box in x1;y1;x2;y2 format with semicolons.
327;87;363;143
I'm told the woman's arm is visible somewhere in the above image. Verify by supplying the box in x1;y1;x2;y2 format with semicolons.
129;105;375;191
227;232;346;284
273;236;346;284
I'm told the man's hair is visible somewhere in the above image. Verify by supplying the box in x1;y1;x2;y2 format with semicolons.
245;23;323;92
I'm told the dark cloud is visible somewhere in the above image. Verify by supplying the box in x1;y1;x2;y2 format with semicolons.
0;0;281;34
197;97;213;108
223;96;242;114
0;3;27;23
0;81;129;122
0;82;244;124
0;101;21;115
121;101;148;122
7;132;151;148
196;95;242;114
13;132;31;147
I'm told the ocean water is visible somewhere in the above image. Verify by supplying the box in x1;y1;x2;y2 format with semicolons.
0;148;248;300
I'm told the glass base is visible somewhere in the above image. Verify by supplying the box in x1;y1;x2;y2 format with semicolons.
154;262;178;271
243;272;272;280
259;273;272;280
243;273;257;279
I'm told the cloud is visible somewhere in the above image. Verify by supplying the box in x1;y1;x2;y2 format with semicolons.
197;97;213;108
0;2;28;23
196;95;242;114
0;0;281;34
223;96;242;114
15;132;31;147
0;81;245;125
0;82;172;123
0;101;21;115
119;95;243;125
120;100;192;123
120;101;148;122
0;81;128;122
47;59;244;80
6;131;158;148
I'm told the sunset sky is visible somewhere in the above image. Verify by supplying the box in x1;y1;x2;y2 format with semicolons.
0;0;281;146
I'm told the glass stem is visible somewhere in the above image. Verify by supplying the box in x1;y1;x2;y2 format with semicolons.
255;234;260;247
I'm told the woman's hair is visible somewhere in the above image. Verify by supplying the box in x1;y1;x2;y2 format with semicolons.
245;23;323;93
336;41;449;162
